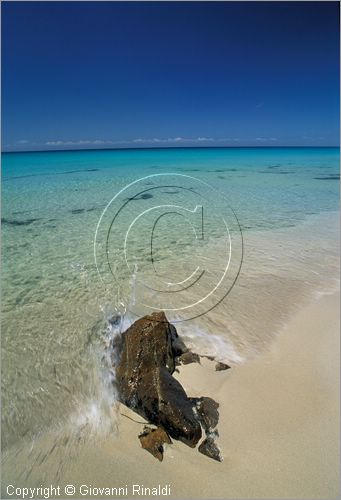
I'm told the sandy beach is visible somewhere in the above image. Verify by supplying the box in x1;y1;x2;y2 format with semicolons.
2;290;339;499
2;3;340;499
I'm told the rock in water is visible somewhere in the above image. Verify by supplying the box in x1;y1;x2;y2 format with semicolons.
116;311;202;447
138;426;172;461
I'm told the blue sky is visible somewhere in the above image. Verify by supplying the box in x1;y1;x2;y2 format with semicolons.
2;1;340;151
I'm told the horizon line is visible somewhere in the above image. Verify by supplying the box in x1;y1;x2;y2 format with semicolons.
2;145;340;154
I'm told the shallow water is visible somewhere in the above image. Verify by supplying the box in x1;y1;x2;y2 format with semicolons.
1;147;339;466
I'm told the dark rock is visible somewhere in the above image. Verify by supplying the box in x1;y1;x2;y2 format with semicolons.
199;355;215;361
138;426;172;461
177;351;201;365
191;397;219;432
108;314;121;327
215;362;230;371
198;435;222;462
116;312;202;447
171;336;188;356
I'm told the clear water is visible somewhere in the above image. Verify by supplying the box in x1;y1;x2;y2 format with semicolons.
1;147;340;456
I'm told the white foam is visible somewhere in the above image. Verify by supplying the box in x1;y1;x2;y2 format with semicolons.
177;323;244;365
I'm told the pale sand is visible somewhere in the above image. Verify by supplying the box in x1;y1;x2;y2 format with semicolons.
2;291;339;499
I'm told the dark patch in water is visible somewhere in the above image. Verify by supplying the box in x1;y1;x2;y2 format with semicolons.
125;193;154;201
71;208;86;214
268;164;281;169
3;168;100;181
314;175;340;181
1;217;41;226
259;170;292;174
175;168;200;172
217;176;225;179
162;190;180;194
211;168;237;172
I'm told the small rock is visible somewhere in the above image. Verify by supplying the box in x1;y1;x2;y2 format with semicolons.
138;426;172;461
191;397;219;431
198;436;222;462
201;355;215;361
178;351;201;365
215;362;230;371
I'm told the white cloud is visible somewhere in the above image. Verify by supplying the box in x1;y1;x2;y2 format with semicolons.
42;136;244;147
132;137;215;144
196;137;214;142
134;137;185;144
16;139;30;144
256;137;278;142
45;139;116;146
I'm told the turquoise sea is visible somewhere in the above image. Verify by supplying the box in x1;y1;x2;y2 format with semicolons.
1;147;340;471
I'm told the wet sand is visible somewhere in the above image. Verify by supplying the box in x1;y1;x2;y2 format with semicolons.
2;291;339;499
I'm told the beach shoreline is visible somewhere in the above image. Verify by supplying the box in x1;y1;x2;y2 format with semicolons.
2;289;339;499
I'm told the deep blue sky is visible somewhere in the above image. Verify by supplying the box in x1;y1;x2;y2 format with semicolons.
2;1;340;151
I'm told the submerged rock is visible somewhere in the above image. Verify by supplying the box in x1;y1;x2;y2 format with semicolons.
138;426;172;462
